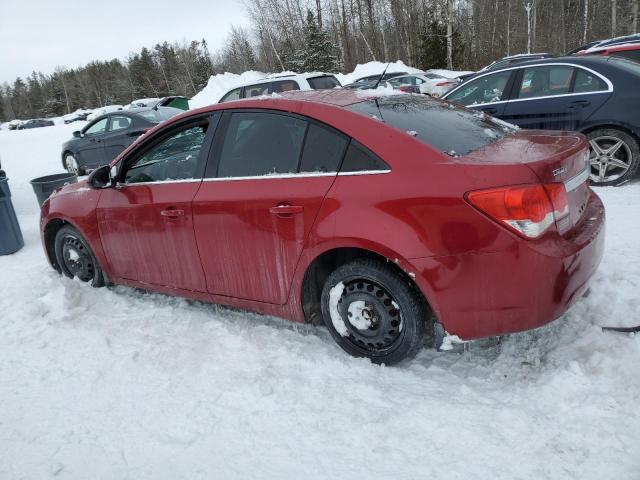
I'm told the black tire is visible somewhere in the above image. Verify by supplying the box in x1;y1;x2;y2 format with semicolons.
587;128;640;186
63;152;85;176
320;258;429;365
54;225;104;287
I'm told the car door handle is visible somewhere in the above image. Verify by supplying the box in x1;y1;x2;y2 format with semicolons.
569;100;591;108
269;204;304;216
160;208;185;218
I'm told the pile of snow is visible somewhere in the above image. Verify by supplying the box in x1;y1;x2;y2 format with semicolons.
189;70;266;109
335;60;422;85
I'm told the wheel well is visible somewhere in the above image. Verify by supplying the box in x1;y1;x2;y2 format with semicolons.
44;219;67;272
300;247;430;325
581;124;640;147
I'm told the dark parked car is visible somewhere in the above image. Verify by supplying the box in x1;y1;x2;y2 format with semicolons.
443;55;640;186
61;107;183;175
40;90;604;365
17;119;55;129
64;112;91;124
343;72;408;89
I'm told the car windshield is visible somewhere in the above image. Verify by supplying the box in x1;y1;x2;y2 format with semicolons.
137;107;183;123
347;95;516;157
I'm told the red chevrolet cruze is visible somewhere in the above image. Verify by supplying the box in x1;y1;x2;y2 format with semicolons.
40;90;605;364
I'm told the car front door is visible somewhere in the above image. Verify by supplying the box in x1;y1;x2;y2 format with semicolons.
77;118;109;168
501;64;612;130
96;115;217;291
101;115;135;163
444;69;515;117
192;111;348;305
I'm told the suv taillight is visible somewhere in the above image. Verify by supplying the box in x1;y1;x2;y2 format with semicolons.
466;183;568;239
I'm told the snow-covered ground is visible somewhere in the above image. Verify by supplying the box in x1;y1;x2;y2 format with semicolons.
1;122;639;479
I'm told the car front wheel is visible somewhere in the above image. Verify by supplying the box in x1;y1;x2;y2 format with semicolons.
588;128;640;186
64;153;84;176
320;259;428;365
54;225;104;287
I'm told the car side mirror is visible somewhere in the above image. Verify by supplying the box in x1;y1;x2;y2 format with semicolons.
89;165;116;189
73;130;82;138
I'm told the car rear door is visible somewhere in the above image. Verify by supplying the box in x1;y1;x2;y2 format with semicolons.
101;114;136;163
501;64;612;130
96;115;218;292
192;110;348;305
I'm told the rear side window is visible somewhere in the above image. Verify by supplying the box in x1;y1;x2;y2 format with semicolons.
517;65;573;98
299;124;348;173
446;70;512;106
348;95;512;157
217;112;307;177
271;80;300;93
573;69;607;93
109;115;132;131
340;141;390;172
219;88;242;103
244;83;270;98
307;75;341;90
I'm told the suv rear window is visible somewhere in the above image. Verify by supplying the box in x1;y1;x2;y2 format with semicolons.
307;75;341;90
347;95;514;157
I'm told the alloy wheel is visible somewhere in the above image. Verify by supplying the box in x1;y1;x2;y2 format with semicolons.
589;136;632;184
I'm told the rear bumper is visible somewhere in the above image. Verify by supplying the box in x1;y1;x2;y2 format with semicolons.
412;190;605;339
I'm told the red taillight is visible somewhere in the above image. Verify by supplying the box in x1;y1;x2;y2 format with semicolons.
466;183;569;238
435;81;454;86
399;86;412;92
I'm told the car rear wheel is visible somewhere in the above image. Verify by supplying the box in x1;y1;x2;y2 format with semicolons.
320;259;428;365
587;128;640;186
64;153;84;176
54;225;104;287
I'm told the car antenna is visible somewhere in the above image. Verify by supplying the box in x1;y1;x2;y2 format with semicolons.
372;63;391;90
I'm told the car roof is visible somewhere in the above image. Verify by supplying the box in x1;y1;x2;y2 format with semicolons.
584;42;640;54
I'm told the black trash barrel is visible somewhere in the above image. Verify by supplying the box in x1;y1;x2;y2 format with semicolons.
0;174;24;255
29;173;77;207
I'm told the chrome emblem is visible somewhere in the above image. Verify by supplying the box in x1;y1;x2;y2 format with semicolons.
552;166;567;177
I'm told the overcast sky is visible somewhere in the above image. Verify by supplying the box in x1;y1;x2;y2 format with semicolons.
0;0;250;83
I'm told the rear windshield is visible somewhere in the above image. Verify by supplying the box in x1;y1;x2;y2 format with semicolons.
347;95;515;157
307;75;341;89
137;107;182;123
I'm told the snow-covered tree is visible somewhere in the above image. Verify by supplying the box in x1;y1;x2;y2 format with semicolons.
291;10;342;73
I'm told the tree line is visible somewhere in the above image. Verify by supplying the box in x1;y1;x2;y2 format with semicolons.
2;0;638;122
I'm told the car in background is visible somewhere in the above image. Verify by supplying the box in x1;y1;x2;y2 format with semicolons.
126;96;190;111
218;73;341;103
63;111;92;124
458;53;556;81
60;106;183;175
6;120;23;130
568;33;640;54
86;105;124;122
17;119;55;129
578;43;640;63
443;55;640;186
41;89;604;365
387;72;461;97
342;71;408;89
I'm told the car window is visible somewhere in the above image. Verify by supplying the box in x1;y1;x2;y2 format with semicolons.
137;108;182;123
272;80;300;93
217;112;307;177
307;75;341;89
84;118;108;136
611;50;640;62
109;116;132;132
299;123;349;173
517;65;573;99
573;68;608;93
124;124;207;184
340;141;390;172
348;95;513;157
219;88;242;103
244;83;270;98
446;70;512;106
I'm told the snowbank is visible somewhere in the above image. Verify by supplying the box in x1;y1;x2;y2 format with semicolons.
335;60;422;85
189;70;267;109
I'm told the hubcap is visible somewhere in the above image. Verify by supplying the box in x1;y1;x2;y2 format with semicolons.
589;136;632;183
336;279;403;352
61;235;94;282
65;155;78;175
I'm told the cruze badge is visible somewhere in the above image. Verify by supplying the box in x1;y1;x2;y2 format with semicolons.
553;166;567;177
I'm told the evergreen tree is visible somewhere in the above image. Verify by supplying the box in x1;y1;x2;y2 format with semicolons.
291;10;342;73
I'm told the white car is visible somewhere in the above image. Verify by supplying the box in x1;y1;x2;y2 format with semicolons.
218;72;341;103
386;73;462;97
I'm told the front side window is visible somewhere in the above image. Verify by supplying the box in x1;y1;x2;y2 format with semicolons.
446;70;512;106
84;118;108;136
517;65;573;98
217;112;307;177
109;115;132;132
124;124;207;184
573;68;608;93
219;88;242;103
244;83;270;98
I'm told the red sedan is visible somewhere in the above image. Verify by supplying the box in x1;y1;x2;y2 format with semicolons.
40;90;605;364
